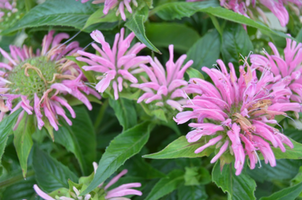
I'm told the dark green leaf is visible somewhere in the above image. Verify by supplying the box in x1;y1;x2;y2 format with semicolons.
2;176;37;200
81;121;153;195
33;147;78;193
186;29;220;71
2;0;97;34
109;97;137;130
178;185;208;200
151;1;220;20
145;170;184;200
0;109;22;164
54;106;96;175
247;160;301;183
143;136;213;159
212;162;256;200
145;23;200;52
221;22;253;65
13;114;34;178
125;7;160;53
124;155;165;179
260;182;302;200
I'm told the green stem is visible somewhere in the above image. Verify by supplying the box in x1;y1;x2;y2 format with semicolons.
94;99;109;130
0;170;35;188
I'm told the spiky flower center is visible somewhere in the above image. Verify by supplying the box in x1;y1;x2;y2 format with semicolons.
231;99;273;136
7;56;58;99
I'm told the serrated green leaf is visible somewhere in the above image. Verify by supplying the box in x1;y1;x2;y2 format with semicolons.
143;136;213;159
33;146;78;193
13;113;35;178
54;106;96;175
109;97;137;130
2;0;97;34
186;29;220;72
145;23;200;52
221;22;253;65
212;162;256;200
145;170;184;200
260;181;302;200
125;7;160;53
0;109;22;164
81;121;154;195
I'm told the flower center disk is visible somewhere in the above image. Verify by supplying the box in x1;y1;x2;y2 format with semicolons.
7;56;58;99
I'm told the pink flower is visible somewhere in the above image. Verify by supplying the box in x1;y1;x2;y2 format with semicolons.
175;59;299;175
34;163;142;200
0;0;17;21
0;31;100;131
251;37;302;108
104;170;142;199
77;28;149;100
133;45;193;111
77;0;138;21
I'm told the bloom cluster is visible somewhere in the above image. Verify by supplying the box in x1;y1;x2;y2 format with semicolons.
187;0;302;27
251;36;302;107
0;30;100;131
34;162;142;200
0;0;17;21
175;58;300;175
77;29;193;115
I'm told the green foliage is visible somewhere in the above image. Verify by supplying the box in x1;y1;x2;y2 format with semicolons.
0;109;22;164
126;7;160;53
33;146;78;193
144;136;213;159
1;0;302;199
81;121;154;195
212;162;257;200
109;97;137;130
145;23;200;52
186;29;221;71
260;182;302;200
13;113;34;178
145;170;184;200
2;0;97;34
54;106;96;175
221;22;254;65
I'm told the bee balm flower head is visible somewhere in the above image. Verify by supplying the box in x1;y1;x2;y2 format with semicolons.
77;28;149;100
0;30;100;132
134;45;193;112
175;59;299;175
251;37;302;108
